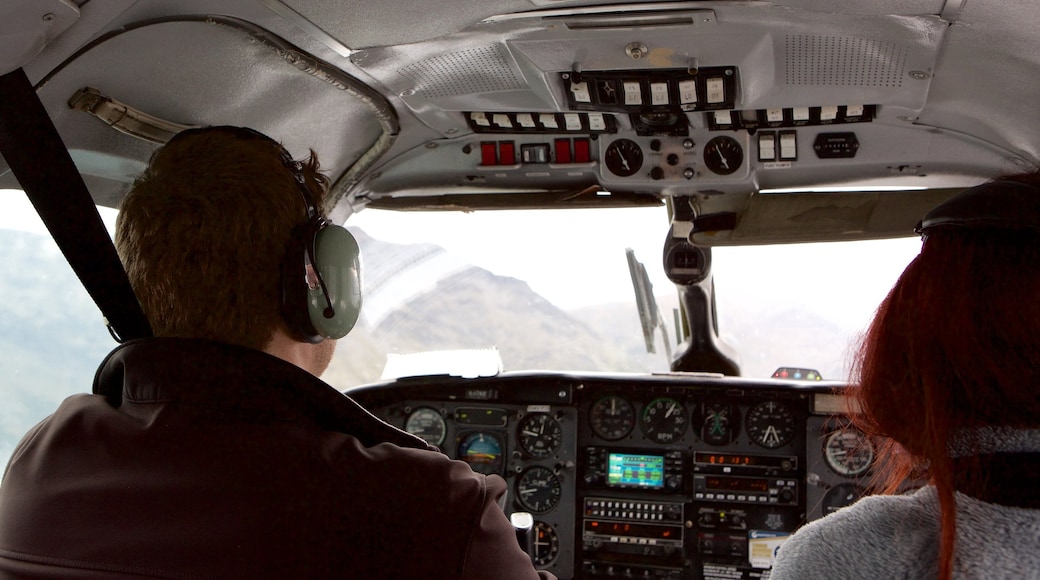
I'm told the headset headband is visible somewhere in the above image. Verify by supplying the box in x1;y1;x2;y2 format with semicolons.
916;179;1040;236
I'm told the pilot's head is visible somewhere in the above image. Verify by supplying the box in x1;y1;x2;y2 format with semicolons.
853;170;1040;461
116;126;332;355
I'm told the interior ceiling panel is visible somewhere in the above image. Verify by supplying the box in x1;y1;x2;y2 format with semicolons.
283;0;536;49
22;18;385;208
915;0;1040;165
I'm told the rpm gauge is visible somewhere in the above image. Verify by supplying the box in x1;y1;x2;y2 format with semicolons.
458;431;504;475
589;395;635;440
745;400;796;449
516;466;562;513
640;397;688;444
604;139;644;177
702;135;743;176
404;407;447;446
517;413;563;459
533;521;560;567
824;428;875;477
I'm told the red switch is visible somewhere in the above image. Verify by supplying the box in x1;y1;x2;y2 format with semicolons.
573;138;591;163
554;138;572;163
481;142;497;166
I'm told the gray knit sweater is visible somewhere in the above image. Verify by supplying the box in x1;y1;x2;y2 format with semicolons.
771;428;1040;579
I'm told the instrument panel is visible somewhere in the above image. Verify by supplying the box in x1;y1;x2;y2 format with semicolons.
347;373;876;580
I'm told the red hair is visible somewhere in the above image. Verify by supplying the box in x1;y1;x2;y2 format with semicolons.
849;172;1040;580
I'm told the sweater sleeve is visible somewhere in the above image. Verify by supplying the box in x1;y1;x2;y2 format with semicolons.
771;491;939;580
459;473;557;580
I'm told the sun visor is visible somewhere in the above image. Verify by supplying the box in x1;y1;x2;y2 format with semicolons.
0;0;79;76
0;17;391;210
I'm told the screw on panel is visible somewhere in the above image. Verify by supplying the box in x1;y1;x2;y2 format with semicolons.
626;42;649;60
908;70;930;80
43;13;55;21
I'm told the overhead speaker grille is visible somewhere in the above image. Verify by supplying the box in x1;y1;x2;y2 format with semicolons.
399;45;524;99
784;35;907;88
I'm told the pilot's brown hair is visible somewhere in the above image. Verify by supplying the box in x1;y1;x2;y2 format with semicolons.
850;171;1040;580
115;126;329;350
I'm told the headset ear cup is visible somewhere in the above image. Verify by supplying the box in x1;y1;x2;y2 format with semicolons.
280;226;322;343
308;225;362;339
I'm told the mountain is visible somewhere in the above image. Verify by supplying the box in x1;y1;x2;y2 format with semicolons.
321;229;653;388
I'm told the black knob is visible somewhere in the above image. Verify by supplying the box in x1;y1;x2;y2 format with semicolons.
667;153;680;166
650;166;664;180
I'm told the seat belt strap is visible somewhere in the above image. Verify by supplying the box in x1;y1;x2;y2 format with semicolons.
0;67;153;342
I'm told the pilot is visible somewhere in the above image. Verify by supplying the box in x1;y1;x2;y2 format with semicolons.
0;126;555;579
771;173;1040;579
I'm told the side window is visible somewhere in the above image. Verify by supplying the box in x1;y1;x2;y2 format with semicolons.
0;192;118;469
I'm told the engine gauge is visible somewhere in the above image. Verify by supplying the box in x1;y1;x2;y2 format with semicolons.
824;428;875;477
701;403;739;446
640;397;688;444
589;395;635;440
745;400;796;449
516;466;562;513
533;521;560;567
518;413;563;459
457;431;504;475
702;135;743;175
404;407;447;446
604;139;644;177
823;483;866;514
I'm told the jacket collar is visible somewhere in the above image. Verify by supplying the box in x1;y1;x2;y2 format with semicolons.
92;337;429;451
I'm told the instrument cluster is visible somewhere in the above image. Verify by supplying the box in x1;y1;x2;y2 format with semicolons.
348;373;877;580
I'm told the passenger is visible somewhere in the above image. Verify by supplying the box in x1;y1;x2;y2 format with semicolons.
0;126;554;579
771;173;1040;580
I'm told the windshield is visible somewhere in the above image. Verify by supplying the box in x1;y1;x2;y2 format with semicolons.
0;191;921;468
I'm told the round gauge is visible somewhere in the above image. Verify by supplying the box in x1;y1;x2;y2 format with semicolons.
604;139;644;177
702;135;743;175
517;413;563;459
457;431;504;475
701;403;739;446
745;400;797;449
640;397;688;444
823;483;866;514
824;428;875;477
589;395;635;440
516;466;562;513
533;521;560;567
404;407;447;446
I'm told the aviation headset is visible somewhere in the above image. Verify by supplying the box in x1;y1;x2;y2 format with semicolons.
272;137;363;343
915;179;1040;236
169;126;362;343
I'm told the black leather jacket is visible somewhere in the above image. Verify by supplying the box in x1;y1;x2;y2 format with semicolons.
0;338;553;580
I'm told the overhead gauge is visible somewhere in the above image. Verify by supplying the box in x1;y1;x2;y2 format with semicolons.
702;135;743;175
457;431;504;475
824;428;875;477
745;400;796;449
517;413;563;458
404;407;447;446
516;466;562;513
640;397;688;444
589;395;635;440
701;403;739;446
604;138;644;177
533;521;560;567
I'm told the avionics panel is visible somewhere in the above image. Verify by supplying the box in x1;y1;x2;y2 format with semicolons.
348;372;869;580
